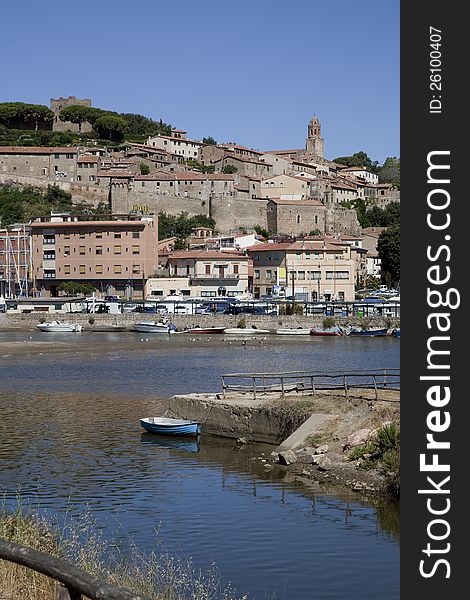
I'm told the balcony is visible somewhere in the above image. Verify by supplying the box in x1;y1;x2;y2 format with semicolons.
190;273;241;281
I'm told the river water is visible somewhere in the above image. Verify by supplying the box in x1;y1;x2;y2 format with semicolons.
0;331;400;599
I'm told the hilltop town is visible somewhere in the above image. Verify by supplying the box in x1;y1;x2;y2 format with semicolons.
0;97;400;300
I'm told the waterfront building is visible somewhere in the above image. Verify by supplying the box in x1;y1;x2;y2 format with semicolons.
148;250;249;298
30;213;158;298
246;240;364;301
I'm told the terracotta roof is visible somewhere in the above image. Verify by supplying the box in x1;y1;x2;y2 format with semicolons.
158;135;204;145
263;149;304;155
135;172;235;181
0;146;78;154
30;219;148;228
97;171;134;178
215;154;270;166
246;241;348;252
77;155;99;163
330;181;357;190
168;250;247;260
219;143;263;155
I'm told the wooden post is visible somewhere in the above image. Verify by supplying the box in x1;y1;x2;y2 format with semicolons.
343;374;348;399
310;376;315;395
281;376;285;397
56;584;82;600
221;376;226;398
373;375;378;401
252;376;256;400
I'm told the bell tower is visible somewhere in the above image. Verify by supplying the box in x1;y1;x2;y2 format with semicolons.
306;116;324;158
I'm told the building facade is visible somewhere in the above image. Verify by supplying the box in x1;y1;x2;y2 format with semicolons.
247;240;360;301
30;214;158;298
149;250;249;298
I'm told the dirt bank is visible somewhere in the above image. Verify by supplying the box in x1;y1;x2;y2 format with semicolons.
168;388;400;498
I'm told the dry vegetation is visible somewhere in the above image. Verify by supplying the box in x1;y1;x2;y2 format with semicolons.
0;498;247;600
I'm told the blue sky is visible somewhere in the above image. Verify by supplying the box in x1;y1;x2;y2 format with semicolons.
1;0;399;163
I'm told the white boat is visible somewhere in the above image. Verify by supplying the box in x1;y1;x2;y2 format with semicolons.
133;321;176;333
36;321;83;332
224;327;271;335
276;328;311;335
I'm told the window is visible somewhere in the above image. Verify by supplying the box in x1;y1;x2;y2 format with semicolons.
79;231;85;239
79;246;86;255
132;265;140;274
43;270;56;279
132;231;140;239
114;245;122;254
79;265;86;274
114;232;121;239
43;251;55;260
233;264;239;275
254;269;260;280
64;265;71;274
43;235;55;245
307;271;321;280
96;265;103;274
205;264;211;275
96;232;102;239
298;271;305;280
266;270;272;280
64;233;70;239
64;246;70;256
132;245;140;255
114;265;122;274
96;246;103;255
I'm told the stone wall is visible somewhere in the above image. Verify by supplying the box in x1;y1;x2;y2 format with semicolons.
0;312;399;331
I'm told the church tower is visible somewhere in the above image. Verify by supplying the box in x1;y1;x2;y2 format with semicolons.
306;116;324;158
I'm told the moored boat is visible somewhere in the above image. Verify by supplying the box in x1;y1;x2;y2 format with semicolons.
133;322;177;333
348;327;390;337
140;417;201;436
310;327;344;336
36;321;82;332
392;328;400;337
89;325;127;332
224;327;271;335
186;326;226;334
276;328;311;335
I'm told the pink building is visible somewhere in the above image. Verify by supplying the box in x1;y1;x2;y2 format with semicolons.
30;214;158;298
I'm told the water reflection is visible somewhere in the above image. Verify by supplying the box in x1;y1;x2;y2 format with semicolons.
0;334;400;600
140;433;201;453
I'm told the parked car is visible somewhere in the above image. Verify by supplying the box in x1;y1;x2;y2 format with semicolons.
104;295;120;302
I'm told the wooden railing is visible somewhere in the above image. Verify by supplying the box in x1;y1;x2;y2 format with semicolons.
221;369;400;400
0;538;151;600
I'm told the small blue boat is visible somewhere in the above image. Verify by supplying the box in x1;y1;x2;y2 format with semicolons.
392;328;400;337
348;327;389;337
140;417;201;436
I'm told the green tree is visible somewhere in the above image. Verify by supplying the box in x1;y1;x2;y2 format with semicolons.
94;115;128;141
57;281;95;296
59;105;94;133
140;163;150;175
377;225;400;285
333;151;378;171
378;157;400;188
157;212;216;244
222;164;238;174
202;136;217;145
253;225;270;239
0;102;54;130
341;198;370;228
